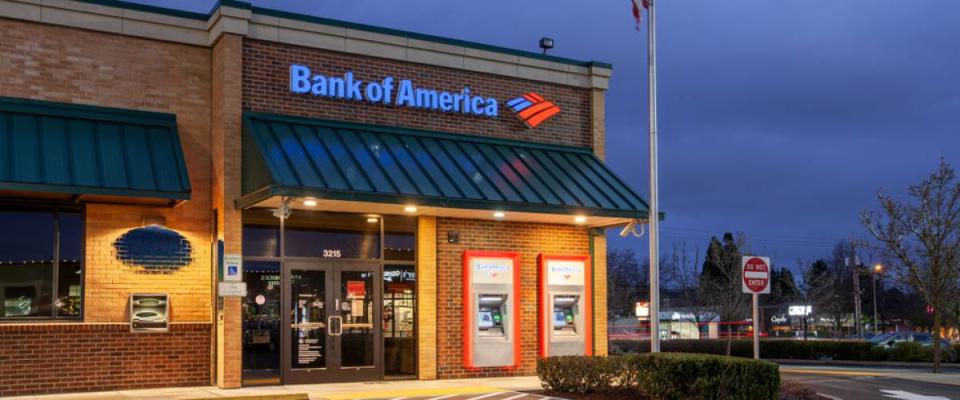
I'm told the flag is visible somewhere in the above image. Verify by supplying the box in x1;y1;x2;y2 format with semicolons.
632;0;650;30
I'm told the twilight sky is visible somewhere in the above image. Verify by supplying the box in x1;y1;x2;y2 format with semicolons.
139;0;960;267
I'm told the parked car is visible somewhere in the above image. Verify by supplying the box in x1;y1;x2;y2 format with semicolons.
869;331;952;352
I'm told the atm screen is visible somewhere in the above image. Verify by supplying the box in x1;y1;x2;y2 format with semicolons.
553;311;566;327
478;311;495;328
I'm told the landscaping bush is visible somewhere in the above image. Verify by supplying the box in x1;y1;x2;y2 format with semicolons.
538;353;780;400
887;342;930;362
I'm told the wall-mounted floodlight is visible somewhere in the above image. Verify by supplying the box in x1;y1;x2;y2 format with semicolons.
539;37;554;55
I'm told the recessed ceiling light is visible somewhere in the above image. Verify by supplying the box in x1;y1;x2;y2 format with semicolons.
493;211;506;219
574;215;587;224
367;217;379;223
404;206;418;213
303;199;317;207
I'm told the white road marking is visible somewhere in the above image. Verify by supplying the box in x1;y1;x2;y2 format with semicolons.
464;392;508;400
426;395;460;400
880;390;950;400
498;394;528;400
817;393;844;400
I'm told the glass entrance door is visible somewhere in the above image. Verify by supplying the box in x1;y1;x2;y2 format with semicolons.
283;261;382;384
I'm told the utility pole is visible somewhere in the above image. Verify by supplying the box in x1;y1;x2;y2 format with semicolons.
872;264;883;335
848;254;863;339
646;0;661;353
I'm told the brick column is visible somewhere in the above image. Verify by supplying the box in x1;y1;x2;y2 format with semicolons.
592;230;609;355
416;216;438;379
211;33;244;389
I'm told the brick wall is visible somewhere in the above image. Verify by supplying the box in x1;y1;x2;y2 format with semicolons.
242;39;594;148
0;323;211;397
0;18;215;395
0;19;214;323
435;218;590;378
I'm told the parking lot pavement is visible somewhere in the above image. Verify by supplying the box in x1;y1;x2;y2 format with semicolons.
781;365;960;400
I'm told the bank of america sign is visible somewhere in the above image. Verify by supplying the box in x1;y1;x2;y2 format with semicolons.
289;64;561;128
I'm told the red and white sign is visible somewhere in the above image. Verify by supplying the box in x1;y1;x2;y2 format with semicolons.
741;256;771;294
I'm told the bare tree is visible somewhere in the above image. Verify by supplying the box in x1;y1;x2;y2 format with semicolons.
700;233;750;355
861;159;960;373
663;242;711;337
606;248;647;320
791;258;836;341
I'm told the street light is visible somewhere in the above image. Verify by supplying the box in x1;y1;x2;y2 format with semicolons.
873;264;884;335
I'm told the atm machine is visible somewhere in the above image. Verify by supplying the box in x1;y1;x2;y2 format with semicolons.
539;254;592;357
463;250;521;368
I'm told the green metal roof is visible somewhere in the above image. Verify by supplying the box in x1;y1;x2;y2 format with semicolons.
0;97;191;202
241;112;648;219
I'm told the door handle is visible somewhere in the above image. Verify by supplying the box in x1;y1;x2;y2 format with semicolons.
328;316;342;336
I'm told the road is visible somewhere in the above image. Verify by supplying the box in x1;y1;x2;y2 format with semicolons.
780;364;960;400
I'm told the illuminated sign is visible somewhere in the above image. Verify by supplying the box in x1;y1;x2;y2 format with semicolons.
788;305;812;316
507;92;561;128
290;64;498;117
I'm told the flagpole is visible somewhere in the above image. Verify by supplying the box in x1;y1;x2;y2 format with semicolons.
646;0;661;354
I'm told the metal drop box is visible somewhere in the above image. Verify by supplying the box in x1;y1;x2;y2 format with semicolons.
130;293;169;333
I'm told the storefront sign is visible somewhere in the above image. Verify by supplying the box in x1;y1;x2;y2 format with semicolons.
507;92;561;128
290;64;499;118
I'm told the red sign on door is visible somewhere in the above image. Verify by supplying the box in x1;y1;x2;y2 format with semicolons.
347;281;366;298
741;256;771;294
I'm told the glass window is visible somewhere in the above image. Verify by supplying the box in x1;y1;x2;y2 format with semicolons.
383;264;416;376
242;260;281;385
0;206;83;319
384;215;416;262
285;211;380;260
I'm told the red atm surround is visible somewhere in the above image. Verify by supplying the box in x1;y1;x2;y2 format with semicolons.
538;254;593;358
463;250;522;369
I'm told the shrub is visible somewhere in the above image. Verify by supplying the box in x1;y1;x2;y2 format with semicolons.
887;342;930;362
538;353;780;400
536;355;626;394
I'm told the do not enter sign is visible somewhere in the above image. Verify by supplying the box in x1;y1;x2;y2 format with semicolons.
741;256;771;294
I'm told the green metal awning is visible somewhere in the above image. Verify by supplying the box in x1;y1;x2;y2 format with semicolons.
240;112;649;219
0;97;191;204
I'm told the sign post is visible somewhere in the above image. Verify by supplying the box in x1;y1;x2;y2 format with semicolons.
741;256;771;360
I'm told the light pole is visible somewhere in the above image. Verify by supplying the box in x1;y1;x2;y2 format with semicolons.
872;264;883;335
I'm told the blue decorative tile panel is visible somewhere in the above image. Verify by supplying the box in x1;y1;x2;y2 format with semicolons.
114;226;192;271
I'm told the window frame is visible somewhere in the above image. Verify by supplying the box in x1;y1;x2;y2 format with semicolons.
0;201;85;322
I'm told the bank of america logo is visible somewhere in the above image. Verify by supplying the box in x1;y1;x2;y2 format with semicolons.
506;92;560;128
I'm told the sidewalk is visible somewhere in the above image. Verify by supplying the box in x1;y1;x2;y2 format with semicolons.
5;377;545;400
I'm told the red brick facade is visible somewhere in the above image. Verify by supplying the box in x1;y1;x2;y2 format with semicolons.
0;18;215;397
0;323;211;396
435;218;590;378
242;39;594;148
0;1;610;394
